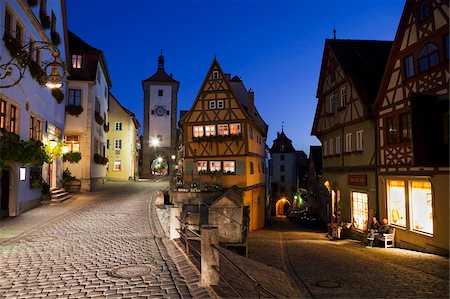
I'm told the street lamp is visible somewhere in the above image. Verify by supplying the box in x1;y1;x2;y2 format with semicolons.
1;39;67;89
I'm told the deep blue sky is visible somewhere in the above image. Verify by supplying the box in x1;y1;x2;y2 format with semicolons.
66;0;405;154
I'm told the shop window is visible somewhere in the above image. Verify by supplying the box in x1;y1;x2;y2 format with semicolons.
197;161;207;172
193;125;204;137
387;180;406;227
352;191;368;232
113;161;122;171
230;123;241;135
418;43;439;72
205;125;216;136
223;161;235;173
410;181;433;234
209;161;221;172
218;124;229;135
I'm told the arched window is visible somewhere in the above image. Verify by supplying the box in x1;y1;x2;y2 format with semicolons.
418;43;439;71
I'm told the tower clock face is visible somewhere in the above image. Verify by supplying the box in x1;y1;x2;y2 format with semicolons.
155;106;166;116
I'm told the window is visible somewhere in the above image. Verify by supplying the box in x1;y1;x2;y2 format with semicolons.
223;161;235;173
418;0;430;22
280;165;285;172
345;133;352;152
404;55;415;78
339;88;346;108
356;130;363;151
209;161;221;172
323;140;328;156
218;124;229;135
400;113;411;142
388;180;406;227
4;10;12;36
212;71;219;79
113;161;122;171
280;154;285;161
328;94;335;114
10;105;17;133
15;23;23;46
66;135;80;152
418;43;439;72
115;122;122;131
0;100;6;129
352;192;368;231
335;136;341;155
329;138;334;155
114;139;122;150
249;127;254;139
30;116;35;139
68;89;81;106
281;175;285;182
230;123;241;135
158;89;163;96
72;54;82;69
36;119;42;141
217;100;224;109
410;181;433;234
209;101;216;109
250;162;254;174
444;35;449;60
205;125;216;136
386;117;398;144
197;161;207;172
193;126;204;137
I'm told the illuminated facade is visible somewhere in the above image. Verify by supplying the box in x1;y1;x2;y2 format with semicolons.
373;0;449;255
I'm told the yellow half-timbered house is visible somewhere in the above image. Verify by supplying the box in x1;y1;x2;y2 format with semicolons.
373;0;449;255
180;58;268;231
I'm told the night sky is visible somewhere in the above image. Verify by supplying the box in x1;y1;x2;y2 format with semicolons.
66;0;405;154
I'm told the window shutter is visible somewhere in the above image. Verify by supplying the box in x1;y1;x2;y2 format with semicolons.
235;161;246;175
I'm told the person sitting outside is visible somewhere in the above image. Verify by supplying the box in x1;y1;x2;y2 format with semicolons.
366;216;380;247
378;218;390;234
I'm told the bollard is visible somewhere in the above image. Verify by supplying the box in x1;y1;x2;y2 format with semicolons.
201;225;219;286
169;207;181;240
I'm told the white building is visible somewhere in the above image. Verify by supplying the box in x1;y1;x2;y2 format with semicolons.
63;31;111;191
106;93;140;181
0;0;68;218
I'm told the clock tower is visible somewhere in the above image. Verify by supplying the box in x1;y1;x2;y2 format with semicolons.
141;52;179;178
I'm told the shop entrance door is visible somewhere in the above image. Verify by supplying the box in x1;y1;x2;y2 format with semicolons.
0;169;10;220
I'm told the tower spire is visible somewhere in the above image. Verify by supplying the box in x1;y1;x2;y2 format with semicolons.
158;49;165;70
281;121;284;133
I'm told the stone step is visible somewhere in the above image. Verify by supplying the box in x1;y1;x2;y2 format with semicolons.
51;191;70;199
50;193;73;203
50;188;66;194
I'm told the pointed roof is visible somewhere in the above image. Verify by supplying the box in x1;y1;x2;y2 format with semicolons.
68;30;101;53
270;129;296;154
142;52;179;83
211;186;243;208
109;93;141;129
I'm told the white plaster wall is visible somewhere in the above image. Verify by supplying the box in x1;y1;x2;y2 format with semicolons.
149;85;172;147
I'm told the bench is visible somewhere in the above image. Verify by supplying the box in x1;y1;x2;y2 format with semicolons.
376;227;395;248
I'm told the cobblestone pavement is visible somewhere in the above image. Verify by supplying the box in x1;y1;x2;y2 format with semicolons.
0;180;215;298
248;217;449;298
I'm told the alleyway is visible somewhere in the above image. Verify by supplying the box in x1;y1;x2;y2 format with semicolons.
248;217;449;298
0;181;214;298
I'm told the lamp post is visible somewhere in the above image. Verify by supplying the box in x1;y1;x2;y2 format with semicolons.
150;136;160;175
1;39;67;89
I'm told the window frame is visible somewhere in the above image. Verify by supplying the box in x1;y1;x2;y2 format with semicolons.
335;136;341;155
404;55;415;79
218;124;229;136
230;123;241;135
115;122;122;131
113;160;122;171
193;125;204;138
197;161;207;172
114;139;122;150
209;100;216;110
71;54;83;69
204;124;216;136
356;130;364;151
345;133;352;152
223;161;235;174
418;43;439;72
217;100;224;109
68;89;81;106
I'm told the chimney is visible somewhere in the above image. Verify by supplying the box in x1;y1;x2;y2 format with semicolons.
248;89;255;118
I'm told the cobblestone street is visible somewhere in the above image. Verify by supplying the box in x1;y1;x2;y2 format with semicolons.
0;181;214;298
248;217;449;298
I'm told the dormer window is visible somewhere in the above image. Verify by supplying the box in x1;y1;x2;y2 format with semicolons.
72;54;82;69
212;71;219;80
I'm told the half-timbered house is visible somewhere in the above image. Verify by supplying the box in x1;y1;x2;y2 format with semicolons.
179;58;268;231
373;0;449;255
312;39;392;239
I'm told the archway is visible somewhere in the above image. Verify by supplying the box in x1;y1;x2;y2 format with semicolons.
150;156;168;175
1;168;10;220
275;198;291;217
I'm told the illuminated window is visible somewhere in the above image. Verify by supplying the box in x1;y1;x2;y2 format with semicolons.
209;161;221;172
193;125;204;137
387;180;406;227
418;43;439;72
335;136;341;154
10;105;17;133
223;161;235;173
72;54;82;69
209;101;216;109
217;100;224;109
66;135;80;152
230;123;241;135
113;161;122;171
356;130;363;151
205;125;216;136
197;161;207;172
410;181;433;234
1;100;6;129
352;192;368;231
36;119;42;141
218;124;229;135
